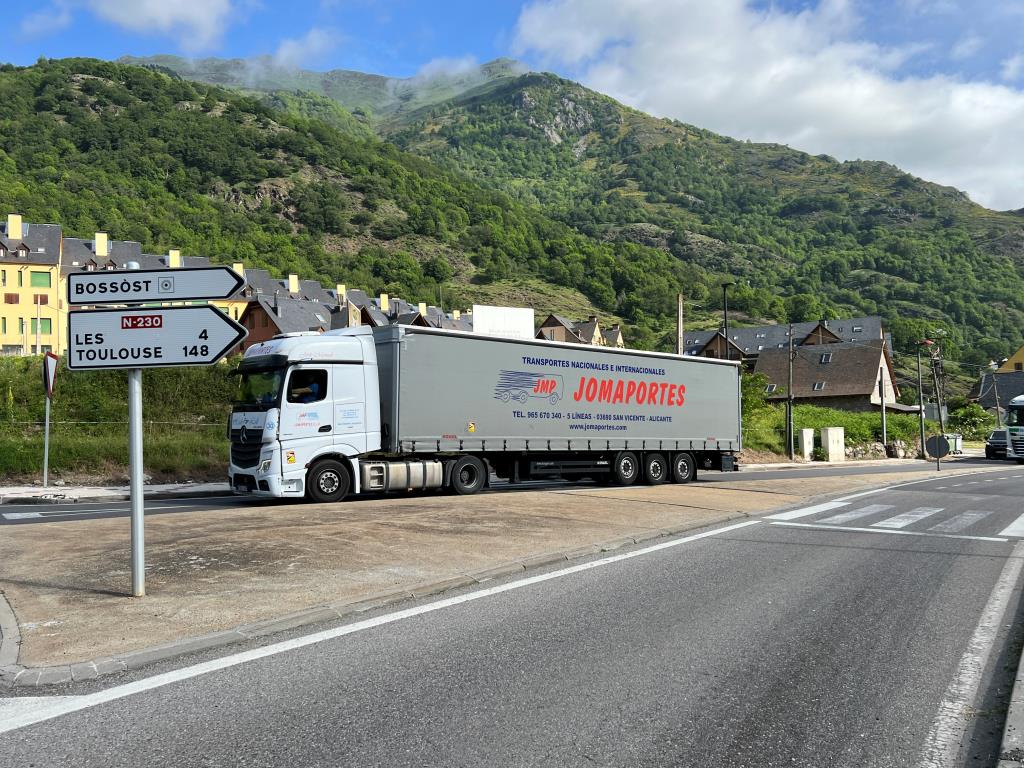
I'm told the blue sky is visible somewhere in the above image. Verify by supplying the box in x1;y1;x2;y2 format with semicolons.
7;1;1024;209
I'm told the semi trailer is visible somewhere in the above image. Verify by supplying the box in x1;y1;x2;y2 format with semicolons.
228;325;742;502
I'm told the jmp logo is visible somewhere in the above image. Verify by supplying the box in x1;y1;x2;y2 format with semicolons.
494;371;564;405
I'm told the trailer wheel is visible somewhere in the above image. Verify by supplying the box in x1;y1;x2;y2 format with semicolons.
612;451;639;485
451;455;487;495
307;459;351;503
643;453;668;485
672;452;696;484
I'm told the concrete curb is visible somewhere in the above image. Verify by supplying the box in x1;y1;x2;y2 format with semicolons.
1000;638;1024;766
0;489;231;505
0;512;745;689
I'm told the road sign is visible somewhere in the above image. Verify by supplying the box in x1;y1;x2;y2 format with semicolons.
67;267;245;306
67;306;247;370
41;351;58;399
925;435;950;459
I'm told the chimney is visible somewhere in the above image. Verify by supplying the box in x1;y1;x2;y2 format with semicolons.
288;273;299;294
418;301;427;316
94;232;109;258
379;293;389;313
453;309;461;320
167;249;182;268
6;213;22;240
232;261;245;277
273;290;282;316
336;283;347;304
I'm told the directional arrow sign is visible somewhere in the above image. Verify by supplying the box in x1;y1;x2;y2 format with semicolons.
68;306;248;370
67;267;245;306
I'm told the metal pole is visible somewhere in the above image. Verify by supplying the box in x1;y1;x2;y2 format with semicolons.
993;371;1003;428
35;297;41;354
128;367;145;597
787;323;794;460
43;395;51;487
722;285;730;358
879;366;887;448
931;353;945;434
917;349;927;459
676;293;684;355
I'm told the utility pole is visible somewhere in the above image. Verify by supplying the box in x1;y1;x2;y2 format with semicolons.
35;296;41;354
917;346;927;459
992;359;1007;427
787;323;795;460
676;293;684;355
879;366;887;448
931;352;945;434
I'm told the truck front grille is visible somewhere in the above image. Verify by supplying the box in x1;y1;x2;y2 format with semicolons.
230;436;261;469
1012;438;1024;456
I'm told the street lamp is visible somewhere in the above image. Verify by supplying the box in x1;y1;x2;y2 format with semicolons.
917;339;934;458
721;281;735;360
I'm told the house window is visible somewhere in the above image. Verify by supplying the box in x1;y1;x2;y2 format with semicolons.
33;294;48;306
17;271;23;287
29;271;51;288
765;384;777;394
757;345;763;351
813;381;826;391
0;269;5;286
1016;362;1023;372
18;318;24;334
30;319;52;335
756;332;766;339
820;353;833;364
852;326;863;333
778;343;784;348
1;318;5;333
4;293;18;304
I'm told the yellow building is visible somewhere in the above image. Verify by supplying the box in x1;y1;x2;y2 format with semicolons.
998;345;1024;373
0;214;63;355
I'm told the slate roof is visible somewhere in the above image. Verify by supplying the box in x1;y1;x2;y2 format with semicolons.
603;325;624;347
0;222;62;265
972;372;1024;409
298;279;338;307
254;296;332;334
685;316;885;357
754;339;893;399
576;317;600;343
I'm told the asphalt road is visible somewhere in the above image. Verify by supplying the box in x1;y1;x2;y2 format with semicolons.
0;456;1008;525
2;466;1024;767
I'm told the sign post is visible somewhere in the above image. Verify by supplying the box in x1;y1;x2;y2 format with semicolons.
67;267;247;597
41;352;58;487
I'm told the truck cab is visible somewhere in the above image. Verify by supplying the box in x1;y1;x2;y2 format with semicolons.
1007;394;1024;464
228;329;381;498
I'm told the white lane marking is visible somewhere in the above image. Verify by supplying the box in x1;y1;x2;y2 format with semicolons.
0;697;81;720
951;484;963;487
935;487;948;490
917;540;1024;767
818;504;894;525
2;512;42;520
929;511;993;535
872;507;943;529
833;467;1014;502
766;501;848;521
0;518;762;736
998;512;1024;538
770;522;1007;543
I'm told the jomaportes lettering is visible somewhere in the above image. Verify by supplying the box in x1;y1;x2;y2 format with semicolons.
571;377;686;406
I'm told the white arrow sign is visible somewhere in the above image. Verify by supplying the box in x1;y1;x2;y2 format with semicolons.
67;267;245;306
67;306;248;370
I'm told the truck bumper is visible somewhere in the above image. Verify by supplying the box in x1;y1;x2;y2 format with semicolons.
229;452;306;499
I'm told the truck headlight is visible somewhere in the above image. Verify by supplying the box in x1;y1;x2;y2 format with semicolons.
260;459;272;473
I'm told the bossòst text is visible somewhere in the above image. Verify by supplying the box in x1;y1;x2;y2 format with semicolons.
72;278;155;296
571;376;686;406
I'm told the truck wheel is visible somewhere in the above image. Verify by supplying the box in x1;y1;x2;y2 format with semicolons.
612;451;639;485
643;453;668;485
307;459;351;503
672;452;696;484
451;455;487;495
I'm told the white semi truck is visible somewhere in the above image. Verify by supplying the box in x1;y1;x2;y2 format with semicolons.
228;325;742;502
1007;394;1024;463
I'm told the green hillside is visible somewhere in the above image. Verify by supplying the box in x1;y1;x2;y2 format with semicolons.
118;55;1024;364
0;58;704;347
388;72;1024;364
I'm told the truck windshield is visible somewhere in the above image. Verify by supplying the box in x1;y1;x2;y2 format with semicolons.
1008;407;1024;427
234;369;284;408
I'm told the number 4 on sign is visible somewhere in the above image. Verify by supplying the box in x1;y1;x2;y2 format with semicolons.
199;329;208;340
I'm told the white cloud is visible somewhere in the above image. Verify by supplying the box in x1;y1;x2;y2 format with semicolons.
85;0;236;52
1001;52;1024;81
273;28;340;69
514;0;1024;210
414;55;480;80
950;34;983;60
20;2;74;38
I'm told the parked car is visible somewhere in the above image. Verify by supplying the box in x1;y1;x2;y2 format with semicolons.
986;429;1009;459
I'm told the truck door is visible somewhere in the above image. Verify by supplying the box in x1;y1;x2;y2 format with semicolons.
279;367;334;460
331;364;368;454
